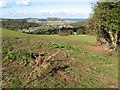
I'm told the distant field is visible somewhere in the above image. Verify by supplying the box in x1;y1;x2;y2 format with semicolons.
2;28;96;43
2;28;118;88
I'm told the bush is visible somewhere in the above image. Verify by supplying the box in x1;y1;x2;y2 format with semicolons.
68;30;73;35
58;32;69;36
76;29;86;35
45;32;51;35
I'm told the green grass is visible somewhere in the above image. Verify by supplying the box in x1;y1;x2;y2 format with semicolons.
1;28;30;38
2;28;96;43
2;28;118;88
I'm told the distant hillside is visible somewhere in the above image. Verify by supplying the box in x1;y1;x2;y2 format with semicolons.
26;17;73;24
1;19;40;30
70;19;88;27
1;17;89;35
1;17;75;32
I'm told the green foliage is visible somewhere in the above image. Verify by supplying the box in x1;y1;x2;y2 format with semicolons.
89;1;120;49
10;79;22;87
46;42;106;61
5;50;31;66
70;21;92;35
46;43;72;50
34;42;42;49
5;51;17;61
2;19;40;30
76;29;86;35
93;2;120;32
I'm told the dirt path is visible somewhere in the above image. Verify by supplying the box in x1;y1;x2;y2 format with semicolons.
86;44;111;55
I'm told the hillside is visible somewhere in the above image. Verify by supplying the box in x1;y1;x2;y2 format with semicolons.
2;28;118;88
2;28;30;38
27;17;66;23
1;18;88;35
1;18;78;35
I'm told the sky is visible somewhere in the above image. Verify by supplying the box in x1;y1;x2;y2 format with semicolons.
0;0;97;19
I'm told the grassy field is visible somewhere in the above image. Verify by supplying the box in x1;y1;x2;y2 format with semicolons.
1;28;118;88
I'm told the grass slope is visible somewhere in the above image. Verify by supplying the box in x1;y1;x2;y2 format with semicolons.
2;28;30;38
2;28;118;88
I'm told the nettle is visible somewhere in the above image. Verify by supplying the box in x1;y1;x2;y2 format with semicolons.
5;50;32;66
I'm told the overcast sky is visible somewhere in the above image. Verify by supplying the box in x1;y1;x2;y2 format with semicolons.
0;0;97;19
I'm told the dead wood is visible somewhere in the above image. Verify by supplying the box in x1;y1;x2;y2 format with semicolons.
25;50;60;85
44;50;60;62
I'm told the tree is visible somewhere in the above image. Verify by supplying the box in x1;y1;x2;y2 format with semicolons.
89;1;120;50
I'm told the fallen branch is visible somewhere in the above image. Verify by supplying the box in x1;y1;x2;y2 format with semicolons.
26;68;36;85
25;50;60;86
44;50;60;62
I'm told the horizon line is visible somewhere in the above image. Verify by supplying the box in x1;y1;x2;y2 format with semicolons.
1;17;88;19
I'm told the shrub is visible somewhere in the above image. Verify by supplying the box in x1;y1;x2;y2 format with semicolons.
45;32;51;35
76;29;86;35
58;32;69;36
5;50;32;66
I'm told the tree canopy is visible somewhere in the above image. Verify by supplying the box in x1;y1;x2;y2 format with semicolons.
89;1;120;50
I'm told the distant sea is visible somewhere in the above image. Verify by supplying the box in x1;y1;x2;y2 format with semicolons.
64;18;86;22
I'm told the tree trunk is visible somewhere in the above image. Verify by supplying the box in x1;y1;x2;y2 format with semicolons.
116;31;120;50
108;31;118;50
